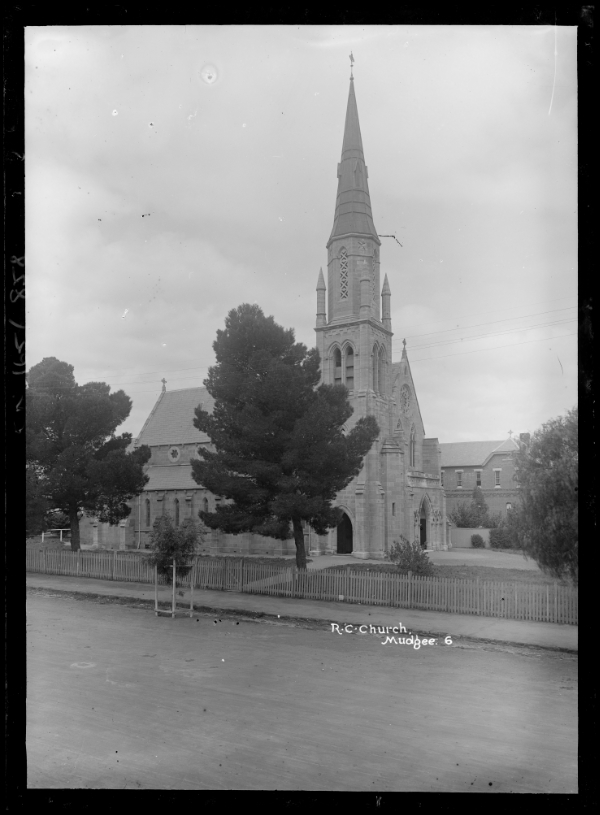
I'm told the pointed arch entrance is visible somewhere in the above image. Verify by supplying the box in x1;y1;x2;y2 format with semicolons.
418;497;431;549
336;512;353;554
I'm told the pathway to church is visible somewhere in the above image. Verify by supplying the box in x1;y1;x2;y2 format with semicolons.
27;591;577;792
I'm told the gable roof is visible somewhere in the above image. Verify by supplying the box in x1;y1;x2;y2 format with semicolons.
133;387;214;447
390;352;425;435
440;437;520;467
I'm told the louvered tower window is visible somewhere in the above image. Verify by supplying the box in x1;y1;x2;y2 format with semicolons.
334;348;342;385
372;345;379;392
345;347;354;390
174;498;180;526
339;248;349;300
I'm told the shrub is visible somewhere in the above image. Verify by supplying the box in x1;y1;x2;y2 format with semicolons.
470;533;485;548
386;536;434;576
489;526;518;549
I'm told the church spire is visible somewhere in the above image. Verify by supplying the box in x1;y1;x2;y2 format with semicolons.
327;76;379;247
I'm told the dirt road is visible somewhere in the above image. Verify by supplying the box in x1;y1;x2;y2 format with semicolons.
26;592;577;791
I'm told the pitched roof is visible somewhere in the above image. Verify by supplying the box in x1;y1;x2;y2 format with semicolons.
328;78;379;245
143;465;202;491
440;437;520;467
134;387;214;447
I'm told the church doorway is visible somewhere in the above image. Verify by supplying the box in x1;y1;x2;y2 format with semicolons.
419;506;427;549
337;513;353;554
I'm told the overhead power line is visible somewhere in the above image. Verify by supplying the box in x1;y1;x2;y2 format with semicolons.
410;330;576;363
393;306;576;343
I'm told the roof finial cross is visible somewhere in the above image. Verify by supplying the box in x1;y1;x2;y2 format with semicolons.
349;52;354;80
161;378;167;392
508;429;513;438
402;338;407;350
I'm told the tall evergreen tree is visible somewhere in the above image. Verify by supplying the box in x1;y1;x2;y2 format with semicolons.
191;304;380;568
26;357;151;550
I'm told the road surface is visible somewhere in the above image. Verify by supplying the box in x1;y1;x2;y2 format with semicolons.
26;591;577;791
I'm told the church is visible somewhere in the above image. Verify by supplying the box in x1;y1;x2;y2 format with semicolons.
118;71;448;557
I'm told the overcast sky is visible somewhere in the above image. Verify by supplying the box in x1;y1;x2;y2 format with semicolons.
26;25;577;443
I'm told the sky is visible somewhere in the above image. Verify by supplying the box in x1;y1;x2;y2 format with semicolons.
26;25;577;443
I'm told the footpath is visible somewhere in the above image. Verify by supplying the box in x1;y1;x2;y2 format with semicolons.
26;572;577;653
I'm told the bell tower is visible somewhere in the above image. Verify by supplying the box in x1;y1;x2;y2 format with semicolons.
313;66;394;558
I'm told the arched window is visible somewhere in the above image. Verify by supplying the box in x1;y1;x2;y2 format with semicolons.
372;345;379;392
339;247;349;300
410;427;416;468
345;346;354;390
333;347;342;386
203;497;209;513
378;347;386;396
174;498;180;526
145;498;151;527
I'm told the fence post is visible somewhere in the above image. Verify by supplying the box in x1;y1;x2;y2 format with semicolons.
554;583;558;623
546;585;550;622
77;551;80;577
42;547;47;573
240;558;244;592
476;577;480;616
222;558;227;592
408;571;412;609
111;549;116;581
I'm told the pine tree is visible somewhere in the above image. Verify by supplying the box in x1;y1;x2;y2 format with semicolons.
26;357;151;550
191;304;380;568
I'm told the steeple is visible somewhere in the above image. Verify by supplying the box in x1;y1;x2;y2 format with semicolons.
328;78;380;247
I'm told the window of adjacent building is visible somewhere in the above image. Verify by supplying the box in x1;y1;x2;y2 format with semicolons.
334;347;342;386
174;498;180;526
392;503;396;516
203;497;209;513
345;346;354;390
410;428;416;468
494;469;501;487
440;471;444;486
145;498;151;527
456;470;463;488
506;502;512;511
475;470;482;487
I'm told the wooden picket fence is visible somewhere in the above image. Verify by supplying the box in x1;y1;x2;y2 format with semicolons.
25;549;578;625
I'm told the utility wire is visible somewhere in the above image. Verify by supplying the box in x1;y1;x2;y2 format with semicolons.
393;306;576;343
410;331;576;363
406;317;576;352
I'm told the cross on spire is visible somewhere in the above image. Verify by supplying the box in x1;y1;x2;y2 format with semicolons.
402;338;407;349
349;52;354;79
161;378;167;392
508;429;513;438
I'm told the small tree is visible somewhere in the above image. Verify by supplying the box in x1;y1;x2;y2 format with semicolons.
448;501;479;528
386;536;434;576
147;514;202;584
470;533;485;548
513;407;578;583
449;487;499;528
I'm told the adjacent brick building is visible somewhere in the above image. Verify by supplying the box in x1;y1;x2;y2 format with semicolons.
440;436;527;520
